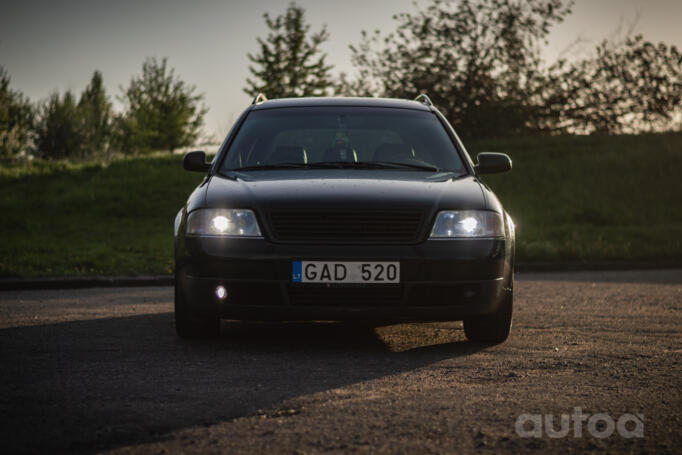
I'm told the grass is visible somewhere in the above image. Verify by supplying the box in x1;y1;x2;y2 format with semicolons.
0;155;205;277
469;133;682;263
0;133;681;277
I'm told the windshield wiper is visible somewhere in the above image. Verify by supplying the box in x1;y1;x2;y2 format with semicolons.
366;161;440;171
307;161;440;172
228;161;441;172
229;163;311;171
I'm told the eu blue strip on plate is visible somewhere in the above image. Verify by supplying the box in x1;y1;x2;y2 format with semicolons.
292;261;302;282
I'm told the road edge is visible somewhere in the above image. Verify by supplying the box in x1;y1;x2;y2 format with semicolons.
0;275;174;291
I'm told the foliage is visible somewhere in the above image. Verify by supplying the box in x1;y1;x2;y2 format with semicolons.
33;71;113;160
78;71;113;157
244;2;334;98
4;59;206;160
343;0;681;136
33;90;85;160
536;35;682;134
341;0;573;138
117;57;207;154
0;66;34;159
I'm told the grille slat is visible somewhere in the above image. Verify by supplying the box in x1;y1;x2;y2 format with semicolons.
269;209;424;243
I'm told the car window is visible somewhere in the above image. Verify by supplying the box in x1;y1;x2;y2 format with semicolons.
220;106;465;171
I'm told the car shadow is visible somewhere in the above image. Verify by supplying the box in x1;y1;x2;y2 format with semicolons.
0;313;490;455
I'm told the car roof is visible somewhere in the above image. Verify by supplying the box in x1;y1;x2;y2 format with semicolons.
250;96;432;111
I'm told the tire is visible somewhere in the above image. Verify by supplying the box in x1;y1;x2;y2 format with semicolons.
463;288;513;343
174;280;220;339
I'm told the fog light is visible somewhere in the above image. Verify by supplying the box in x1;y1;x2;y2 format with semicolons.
215;285;227;300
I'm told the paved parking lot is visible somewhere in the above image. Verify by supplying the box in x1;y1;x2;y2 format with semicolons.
0;270;680;454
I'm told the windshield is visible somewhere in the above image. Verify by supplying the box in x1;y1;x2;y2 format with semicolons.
219;107;466;173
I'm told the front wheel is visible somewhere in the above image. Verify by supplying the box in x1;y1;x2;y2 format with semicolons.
174;280;220;339
463;289;513;343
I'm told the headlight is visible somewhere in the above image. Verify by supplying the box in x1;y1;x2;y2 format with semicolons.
430;210;504;238
186;209;262;237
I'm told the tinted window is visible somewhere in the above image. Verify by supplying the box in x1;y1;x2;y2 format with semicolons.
220;107;464;172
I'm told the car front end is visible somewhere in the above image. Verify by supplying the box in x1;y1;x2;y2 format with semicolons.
174;97;515;342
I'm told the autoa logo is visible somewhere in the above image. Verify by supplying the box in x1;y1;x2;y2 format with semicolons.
515;408;644;439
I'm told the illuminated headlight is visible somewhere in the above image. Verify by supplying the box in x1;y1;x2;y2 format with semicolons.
430;210;504;238
186;209;262;237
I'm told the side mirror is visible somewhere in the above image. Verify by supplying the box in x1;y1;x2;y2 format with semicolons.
475;152;512;174
183;151;211;172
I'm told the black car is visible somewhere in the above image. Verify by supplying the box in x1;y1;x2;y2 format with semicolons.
174;94;515;342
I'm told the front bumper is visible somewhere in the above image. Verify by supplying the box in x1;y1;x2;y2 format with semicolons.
176;236;512;322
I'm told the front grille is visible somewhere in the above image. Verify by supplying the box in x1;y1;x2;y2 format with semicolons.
288;285;404;307
268;209;424;243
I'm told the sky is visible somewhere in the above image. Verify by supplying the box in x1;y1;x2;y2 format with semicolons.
2;0;682;139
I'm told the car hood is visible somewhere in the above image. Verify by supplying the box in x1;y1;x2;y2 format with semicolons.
197;170;489;215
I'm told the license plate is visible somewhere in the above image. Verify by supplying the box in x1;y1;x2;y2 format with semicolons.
292;261;400;283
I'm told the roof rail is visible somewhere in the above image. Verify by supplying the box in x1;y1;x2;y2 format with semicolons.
252;93;268;105
414;93;432;106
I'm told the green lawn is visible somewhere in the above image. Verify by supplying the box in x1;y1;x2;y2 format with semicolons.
470;133;682;263
0;155;205;277
1;133;681;277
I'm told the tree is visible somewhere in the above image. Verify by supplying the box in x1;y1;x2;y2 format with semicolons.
78;71;112;157
0;67;34;159
539;35;682;134
33;91;85;160
117;57;207;154
244;2;334;98
32;70;112;160
343;0;573;138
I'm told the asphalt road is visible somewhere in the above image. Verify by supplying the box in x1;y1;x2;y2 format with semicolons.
0;270;681;454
